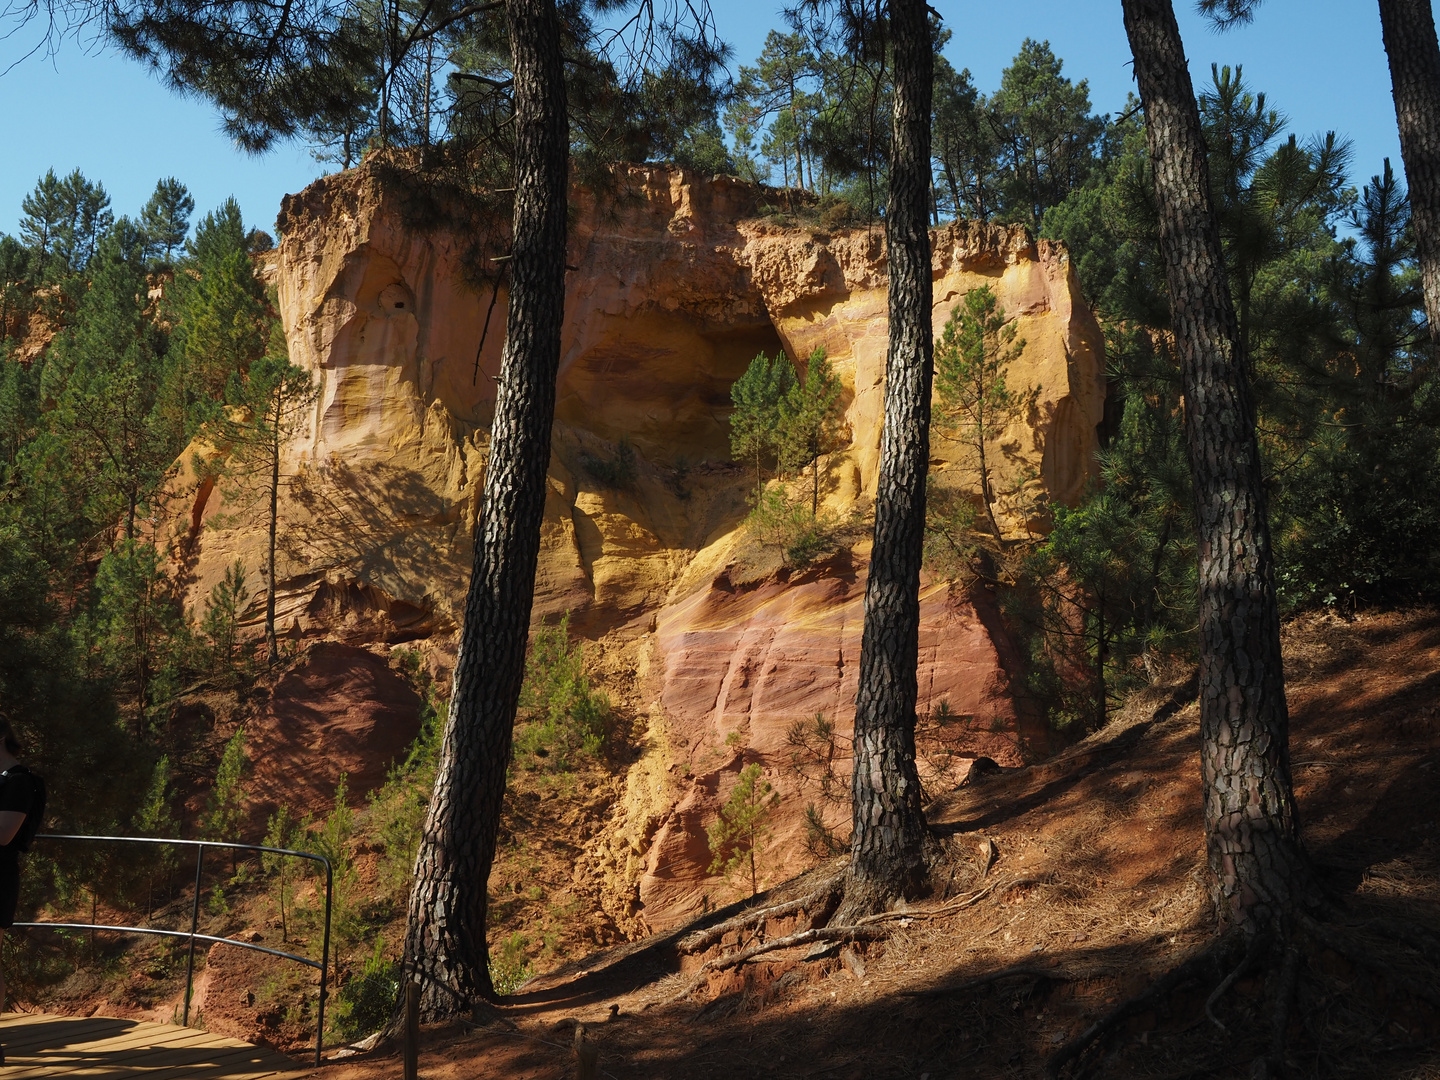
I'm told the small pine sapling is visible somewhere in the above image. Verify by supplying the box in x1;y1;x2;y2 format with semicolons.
707;762;780;896
778;347;845;518
262;804;307;942
729;351;797;497
135;755;180;916
200;560;249;675
203;729;248;869
934;286;1035;542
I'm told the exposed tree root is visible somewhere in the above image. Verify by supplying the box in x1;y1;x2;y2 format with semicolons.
850;877;1043;927
1047;931;1239;1078
677;875;844;956
1050;906;1440;1078
699;925;891;974
1205;931;1268;1032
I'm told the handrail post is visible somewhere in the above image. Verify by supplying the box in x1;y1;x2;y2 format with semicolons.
183;844;204;1027
315;857;333;1067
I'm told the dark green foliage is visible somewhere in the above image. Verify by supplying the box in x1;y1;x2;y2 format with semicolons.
333;937;400;1041
41;226;177;540
729;350;797;496
580;436;638;490
202;729;248;841
20;169;113;276
779;347;845;518
1273;161;1440;606
513;613;610;770
140;178;194;266
201;560;251;675
931;37;1104;228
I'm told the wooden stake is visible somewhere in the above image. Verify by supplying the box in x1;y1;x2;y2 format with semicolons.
403;981;419;1080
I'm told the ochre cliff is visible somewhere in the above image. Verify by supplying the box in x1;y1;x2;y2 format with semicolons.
170;164;1105;933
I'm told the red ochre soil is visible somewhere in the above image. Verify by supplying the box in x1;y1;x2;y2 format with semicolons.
286;607;1440;1080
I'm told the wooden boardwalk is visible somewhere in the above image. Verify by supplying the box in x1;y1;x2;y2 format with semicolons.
0;1013;301;1077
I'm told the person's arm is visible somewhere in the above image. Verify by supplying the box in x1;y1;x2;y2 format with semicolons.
0;811;25;847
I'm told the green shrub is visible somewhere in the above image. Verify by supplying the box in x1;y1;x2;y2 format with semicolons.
489;932;534;996
332;937;398;1042
580;436;637;489
513;613;609;770
707;762;779;897
748;486;833;565
369;654;445;899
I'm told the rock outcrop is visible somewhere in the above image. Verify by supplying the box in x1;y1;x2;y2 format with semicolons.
170;164;1105;932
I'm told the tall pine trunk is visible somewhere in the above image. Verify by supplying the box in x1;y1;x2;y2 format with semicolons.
265;396;280;665
838;0;933;920
1122;0;1313;930
402;0;567;1016
1379;0;1440;354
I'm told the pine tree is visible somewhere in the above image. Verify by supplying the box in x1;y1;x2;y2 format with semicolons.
840;0;934;922
729;350;797;497
990;40;1104;230
135;755;180;915
42;223;175;540
53;170;114;274
1377;0;1440;358
933;286;1031;541
93;539;181;731
707;763;779;897
18;170;69;267
141;177;195;266
203;729;248;845
200;560;250;673
1122;0;1312;930
204;341;317;663
932;52;1000;222
778;347;844;518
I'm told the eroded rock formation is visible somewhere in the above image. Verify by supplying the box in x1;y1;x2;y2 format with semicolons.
171;164;1105;932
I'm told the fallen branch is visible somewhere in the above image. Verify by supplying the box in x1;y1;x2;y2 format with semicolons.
678;874;845;955
701;925;890;974
854;877;1043;928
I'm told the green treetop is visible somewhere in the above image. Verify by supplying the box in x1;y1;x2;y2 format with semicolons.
779;347;845;518
729;350;797;497
934;286;1030;542
141;178;195;266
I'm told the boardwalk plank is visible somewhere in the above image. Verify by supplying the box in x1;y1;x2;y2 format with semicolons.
0;1013;300;1078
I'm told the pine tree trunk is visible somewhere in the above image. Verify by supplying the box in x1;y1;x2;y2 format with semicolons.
401;0;568;1017
265;400;280;665
1379;0;1440;353
838;0;933;921
1122;0;1313;930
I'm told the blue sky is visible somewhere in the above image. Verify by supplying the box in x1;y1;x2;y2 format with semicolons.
0;0;1413;239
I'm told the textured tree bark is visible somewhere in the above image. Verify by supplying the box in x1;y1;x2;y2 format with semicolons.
1121;0;1313;931
838;0;934;921
401;0;567;1016
1379;0;1440;354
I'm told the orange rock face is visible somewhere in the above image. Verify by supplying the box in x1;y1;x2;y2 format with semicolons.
170;164;1105;932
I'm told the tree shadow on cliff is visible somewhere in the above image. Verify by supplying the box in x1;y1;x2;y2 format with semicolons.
282;458;467;597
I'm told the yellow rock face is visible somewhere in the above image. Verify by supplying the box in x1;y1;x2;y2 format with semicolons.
169;164;1105;931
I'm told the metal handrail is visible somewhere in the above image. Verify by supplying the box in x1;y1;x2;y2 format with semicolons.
12;833;334;1067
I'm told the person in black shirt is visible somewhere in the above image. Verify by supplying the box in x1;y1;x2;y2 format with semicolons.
0;718;34;1044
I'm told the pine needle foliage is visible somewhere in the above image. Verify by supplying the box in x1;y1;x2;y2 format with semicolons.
730;350;797;497
513;613;609;770
934;286;1034;541
707;762;779;897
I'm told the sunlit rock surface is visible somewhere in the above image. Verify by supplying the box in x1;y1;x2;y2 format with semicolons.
168;164;1105;931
